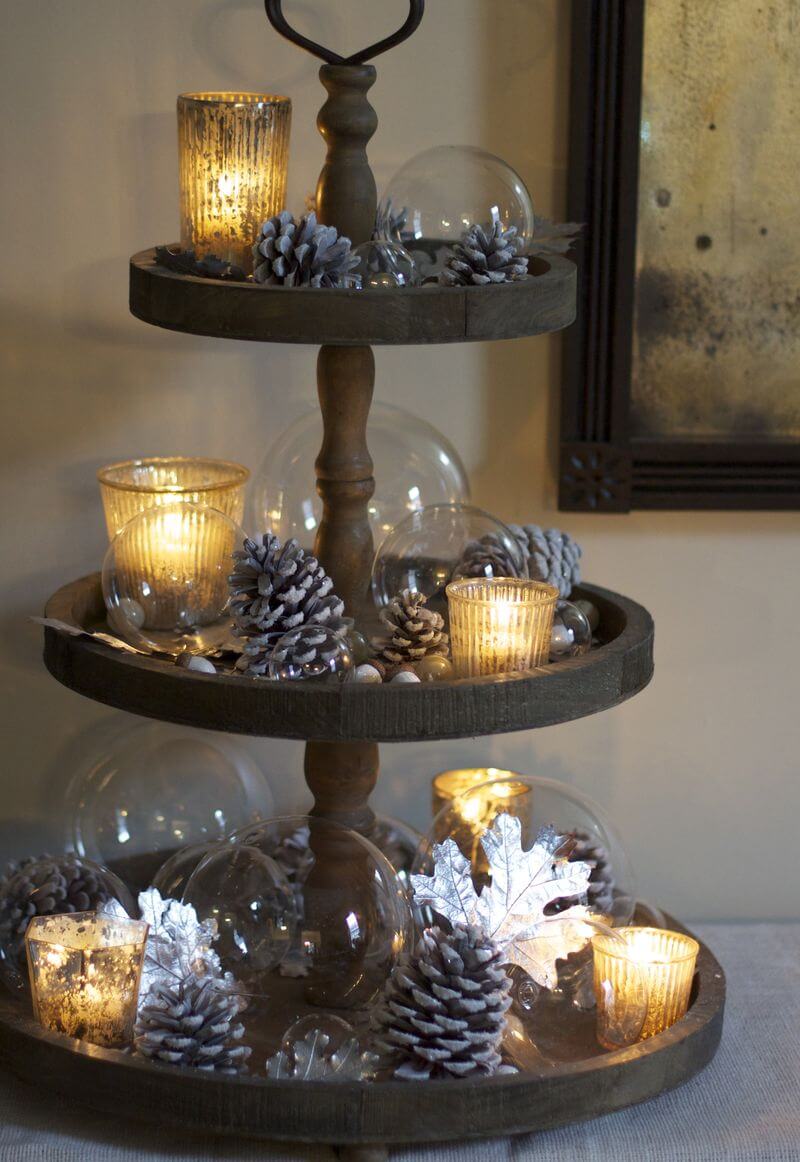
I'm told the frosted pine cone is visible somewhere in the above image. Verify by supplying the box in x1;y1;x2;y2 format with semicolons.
456;532;525;581
548;830;616;915
136;977;251;1074
372;924;513;1080
0;854;118;975
252;211;360;288
229;534;346;675
439;222;528;286
510;524;582;598
374;590;449;667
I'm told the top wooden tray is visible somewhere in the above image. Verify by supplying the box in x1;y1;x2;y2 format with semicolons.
42;578;653;742
129;249;576;346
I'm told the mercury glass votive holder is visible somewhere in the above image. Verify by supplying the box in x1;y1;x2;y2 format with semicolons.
592;926;700;1049
446;578;558;677
178;92;291;273
26;913;148;1048
97;457;249;540
431;768;531;872
431;768;529;835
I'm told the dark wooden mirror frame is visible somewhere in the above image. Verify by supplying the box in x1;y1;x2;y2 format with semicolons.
560;0;800;512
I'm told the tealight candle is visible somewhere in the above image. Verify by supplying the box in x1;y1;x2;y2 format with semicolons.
26;912;148;1048
178;92;291;273
592;926;699;1049
432;768;530;869
97;457;249;541
432;768;529;832
446;578;558;677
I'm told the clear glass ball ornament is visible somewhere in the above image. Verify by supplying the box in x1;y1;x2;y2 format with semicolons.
183;843;298;985
251;402;470;550
65;719;273;892
550;599;593;661
414;772;635;927
101;501;244;656
501;916;648;1070
372;815;423;894
0;854;135;993
371;503;527;615
377;145;535;277
227;815;413;1007
352;239;419;287
268;625;354;682
280;1012;356;1063
150;841;221;900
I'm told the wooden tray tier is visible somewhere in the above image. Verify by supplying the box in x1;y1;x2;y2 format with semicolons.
0;918;723;1151
42;576;653;742
129;249;576;346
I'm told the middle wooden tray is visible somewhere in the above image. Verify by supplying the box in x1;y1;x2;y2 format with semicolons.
42;578;653;742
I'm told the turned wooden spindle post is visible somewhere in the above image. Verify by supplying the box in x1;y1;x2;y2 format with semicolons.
304;65;381;838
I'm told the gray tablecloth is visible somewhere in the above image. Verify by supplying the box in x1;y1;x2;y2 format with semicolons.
1;923;798;1161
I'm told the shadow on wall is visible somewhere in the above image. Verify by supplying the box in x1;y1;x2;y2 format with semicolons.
471;0;571;520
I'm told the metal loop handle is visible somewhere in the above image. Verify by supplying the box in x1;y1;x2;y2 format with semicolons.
264;0;424;66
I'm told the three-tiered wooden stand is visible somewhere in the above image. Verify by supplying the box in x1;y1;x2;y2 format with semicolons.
0;3;724;1156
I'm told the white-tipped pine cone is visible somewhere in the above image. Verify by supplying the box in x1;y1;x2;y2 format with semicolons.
374;589;449;667
439;222;528;286
252;211;360;288
229;534;346;675
510;524;582;598
136;977;251;1074
372;924;513;1080
456;532;526;581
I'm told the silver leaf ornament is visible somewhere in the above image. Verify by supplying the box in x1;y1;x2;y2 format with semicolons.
411;815;594;989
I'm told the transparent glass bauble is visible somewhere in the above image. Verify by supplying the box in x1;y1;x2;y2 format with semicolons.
268;626;353;683
251;402;470;550
227;815;413;1008
0;855;135;993
352;239;419;287
280;1012;356;1063
414;772;635;926
372;814;423;894
502;916;649;1069
150;841;220;900
101;501;244;656
550;599;593;661
66;719;273;892
183;843;298;985
377;145;535;277
371;503;527;616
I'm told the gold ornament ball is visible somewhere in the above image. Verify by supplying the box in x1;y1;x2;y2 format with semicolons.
415;655;454;682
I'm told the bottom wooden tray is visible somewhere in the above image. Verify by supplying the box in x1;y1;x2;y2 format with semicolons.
0;917;724;1156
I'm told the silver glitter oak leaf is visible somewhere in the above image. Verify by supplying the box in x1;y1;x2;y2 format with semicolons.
411;815;594;989
265;1028;379;1081
528;216;584;257
101;888;244;1013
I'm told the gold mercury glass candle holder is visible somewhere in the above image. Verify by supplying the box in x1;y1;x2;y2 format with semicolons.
178;92;291;274
592;926;700;1049
26;913;148;1048
97;457;249;540
446;578;558;677
432;768;531;871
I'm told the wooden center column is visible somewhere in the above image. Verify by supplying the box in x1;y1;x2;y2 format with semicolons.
302;66;381;1007
304;64;381;840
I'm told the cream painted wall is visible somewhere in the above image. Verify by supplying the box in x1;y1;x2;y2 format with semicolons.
1;0;797;920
